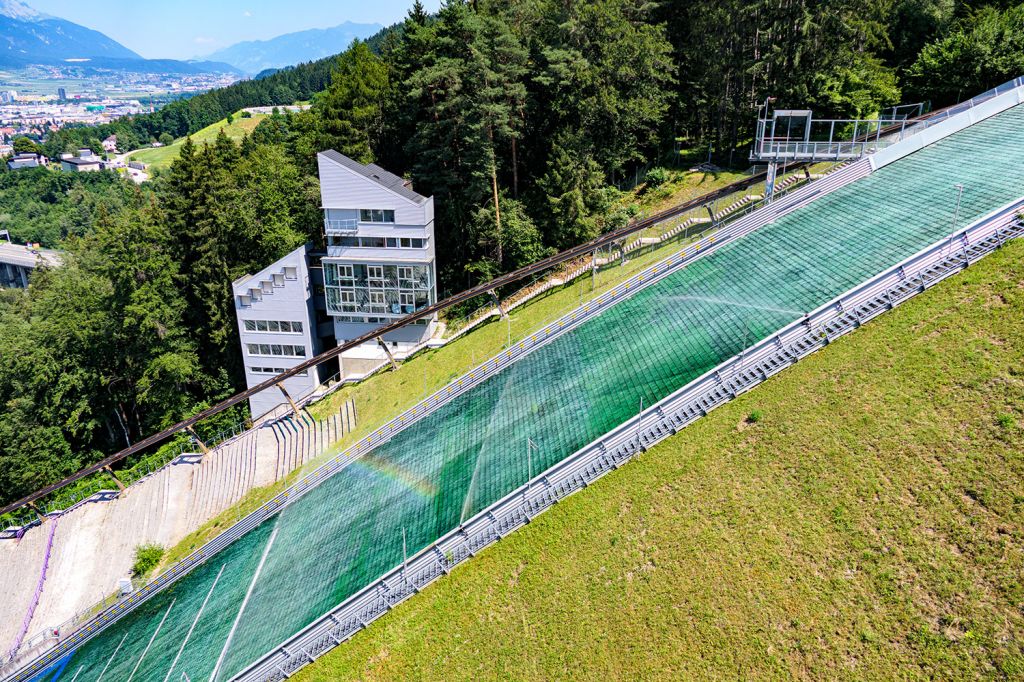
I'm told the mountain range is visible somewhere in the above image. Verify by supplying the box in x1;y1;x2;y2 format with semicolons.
204;21;382;74
0;0;239;74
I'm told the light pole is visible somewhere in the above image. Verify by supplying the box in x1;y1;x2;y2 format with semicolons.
949;183;965;254
402;527;408;587
951;183;965;232
526;437;538;484
636;396;644;450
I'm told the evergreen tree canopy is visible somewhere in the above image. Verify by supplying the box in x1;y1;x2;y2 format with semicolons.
4;0;1022;508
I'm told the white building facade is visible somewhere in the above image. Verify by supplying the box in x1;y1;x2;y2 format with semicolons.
232;243;322;418
317;150;438;352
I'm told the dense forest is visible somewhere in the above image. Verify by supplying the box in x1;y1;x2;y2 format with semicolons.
2;0;1023;506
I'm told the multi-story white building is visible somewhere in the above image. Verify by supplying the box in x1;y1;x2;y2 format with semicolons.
233;150;438;418
317;150;437;351
232;243;324;418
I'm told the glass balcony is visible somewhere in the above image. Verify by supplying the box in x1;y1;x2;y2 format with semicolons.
323;261;434;318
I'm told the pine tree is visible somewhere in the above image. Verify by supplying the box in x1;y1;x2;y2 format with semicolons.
409;0;429;26
535;0;676;176
404;0;529;283
312;41;390;163
538;134;609;249
161;137;239;389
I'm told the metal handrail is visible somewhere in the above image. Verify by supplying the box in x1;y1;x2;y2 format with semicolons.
323;219;358;233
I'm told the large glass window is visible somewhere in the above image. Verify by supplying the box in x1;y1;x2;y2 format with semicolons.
250;366;308;377
359;209;395;223
323;261;435;320
327;236;427;249
243;319;303;334
246;343;306;358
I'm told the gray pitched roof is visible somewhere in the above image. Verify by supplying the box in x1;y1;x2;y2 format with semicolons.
319;149;427;205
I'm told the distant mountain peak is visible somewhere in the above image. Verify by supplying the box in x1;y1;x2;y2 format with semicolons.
0;1;242;75
0;0;45;21
205;21;383;74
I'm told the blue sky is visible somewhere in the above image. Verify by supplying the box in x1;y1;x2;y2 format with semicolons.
29;0;441;59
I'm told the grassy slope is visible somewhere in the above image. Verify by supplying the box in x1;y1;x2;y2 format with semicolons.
127;112;266;169
295;238;1024;680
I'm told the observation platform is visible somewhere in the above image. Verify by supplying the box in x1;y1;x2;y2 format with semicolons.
750;109;913;163
0;242;62;289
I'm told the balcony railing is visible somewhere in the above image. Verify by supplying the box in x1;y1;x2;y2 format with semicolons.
324;218;358;234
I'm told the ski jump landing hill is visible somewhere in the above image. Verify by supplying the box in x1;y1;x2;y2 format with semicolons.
9;78;1024;682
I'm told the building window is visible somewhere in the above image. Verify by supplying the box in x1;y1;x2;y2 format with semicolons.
323;261;434;319
359;209;395;223
243;319;303;333
328;236;427;249
250;366;308;377
246;343;306;358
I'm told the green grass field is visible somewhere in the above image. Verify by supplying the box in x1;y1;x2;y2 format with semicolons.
127;111;266;169
293;238;1024;680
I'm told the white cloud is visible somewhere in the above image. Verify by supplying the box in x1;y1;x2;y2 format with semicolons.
192;36;216;45
243;10;252;17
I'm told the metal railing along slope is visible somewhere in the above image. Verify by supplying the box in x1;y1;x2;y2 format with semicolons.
4;81;990;520
234;200;1024;682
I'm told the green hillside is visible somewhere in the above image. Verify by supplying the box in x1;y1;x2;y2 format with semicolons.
294;238;1024;680
127;112;267;170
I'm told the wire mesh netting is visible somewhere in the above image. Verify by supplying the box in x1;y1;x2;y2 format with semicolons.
29;102;1024;682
